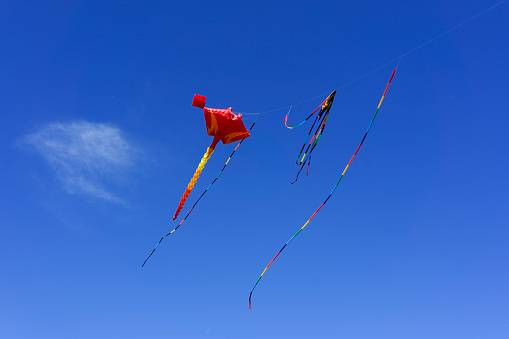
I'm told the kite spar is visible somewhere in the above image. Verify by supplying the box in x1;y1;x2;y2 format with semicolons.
249;69;396;309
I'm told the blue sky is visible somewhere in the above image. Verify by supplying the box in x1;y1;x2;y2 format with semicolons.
1;1;508;338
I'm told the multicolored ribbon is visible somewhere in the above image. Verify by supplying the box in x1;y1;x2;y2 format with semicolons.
142;123;255;267
249;70;396;309
284;95;331;129
286;91;336;183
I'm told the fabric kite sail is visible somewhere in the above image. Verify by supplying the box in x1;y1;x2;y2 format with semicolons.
173;95;251;221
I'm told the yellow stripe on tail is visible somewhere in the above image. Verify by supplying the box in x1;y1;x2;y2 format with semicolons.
173;147;214;220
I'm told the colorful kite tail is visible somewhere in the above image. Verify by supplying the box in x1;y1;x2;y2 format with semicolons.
249;69;396;309
173;147;214;220
142;125;255;268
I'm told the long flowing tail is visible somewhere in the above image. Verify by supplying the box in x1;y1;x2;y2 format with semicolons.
173;147;214;220
249;69;396;309
142;125;255;267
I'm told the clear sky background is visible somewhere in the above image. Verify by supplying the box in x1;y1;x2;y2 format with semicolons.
1;1;508;338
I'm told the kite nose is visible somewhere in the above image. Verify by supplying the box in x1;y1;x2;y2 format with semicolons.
192;94;206;109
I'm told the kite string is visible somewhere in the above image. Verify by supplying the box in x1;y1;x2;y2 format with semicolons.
237;0;506;116
398;0;507;59
248;69;397;309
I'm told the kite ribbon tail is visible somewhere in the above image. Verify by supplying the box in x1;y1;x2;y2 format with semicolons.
173;146;214;220
249;70;397;309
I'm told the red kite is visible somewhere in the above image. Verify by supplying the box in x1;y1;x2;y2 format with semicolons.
173;95;250;220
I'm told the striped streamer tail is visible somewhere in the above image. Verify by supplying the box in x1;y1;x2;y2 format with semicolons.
170;124;255;230
285;95;330;129
249;69;396;309
142;125;254;268
173;147;214;221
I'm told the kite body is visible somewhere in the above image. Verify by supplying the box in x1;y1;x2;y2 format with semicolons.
204;107;250;148
173;95;250;220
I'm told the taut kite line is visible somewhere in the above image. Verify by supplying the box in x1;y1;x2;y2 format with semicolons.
249;69;397;309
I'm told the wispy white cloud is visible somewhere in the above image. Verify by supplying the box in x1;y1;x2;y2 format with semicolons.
23;121;141;203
